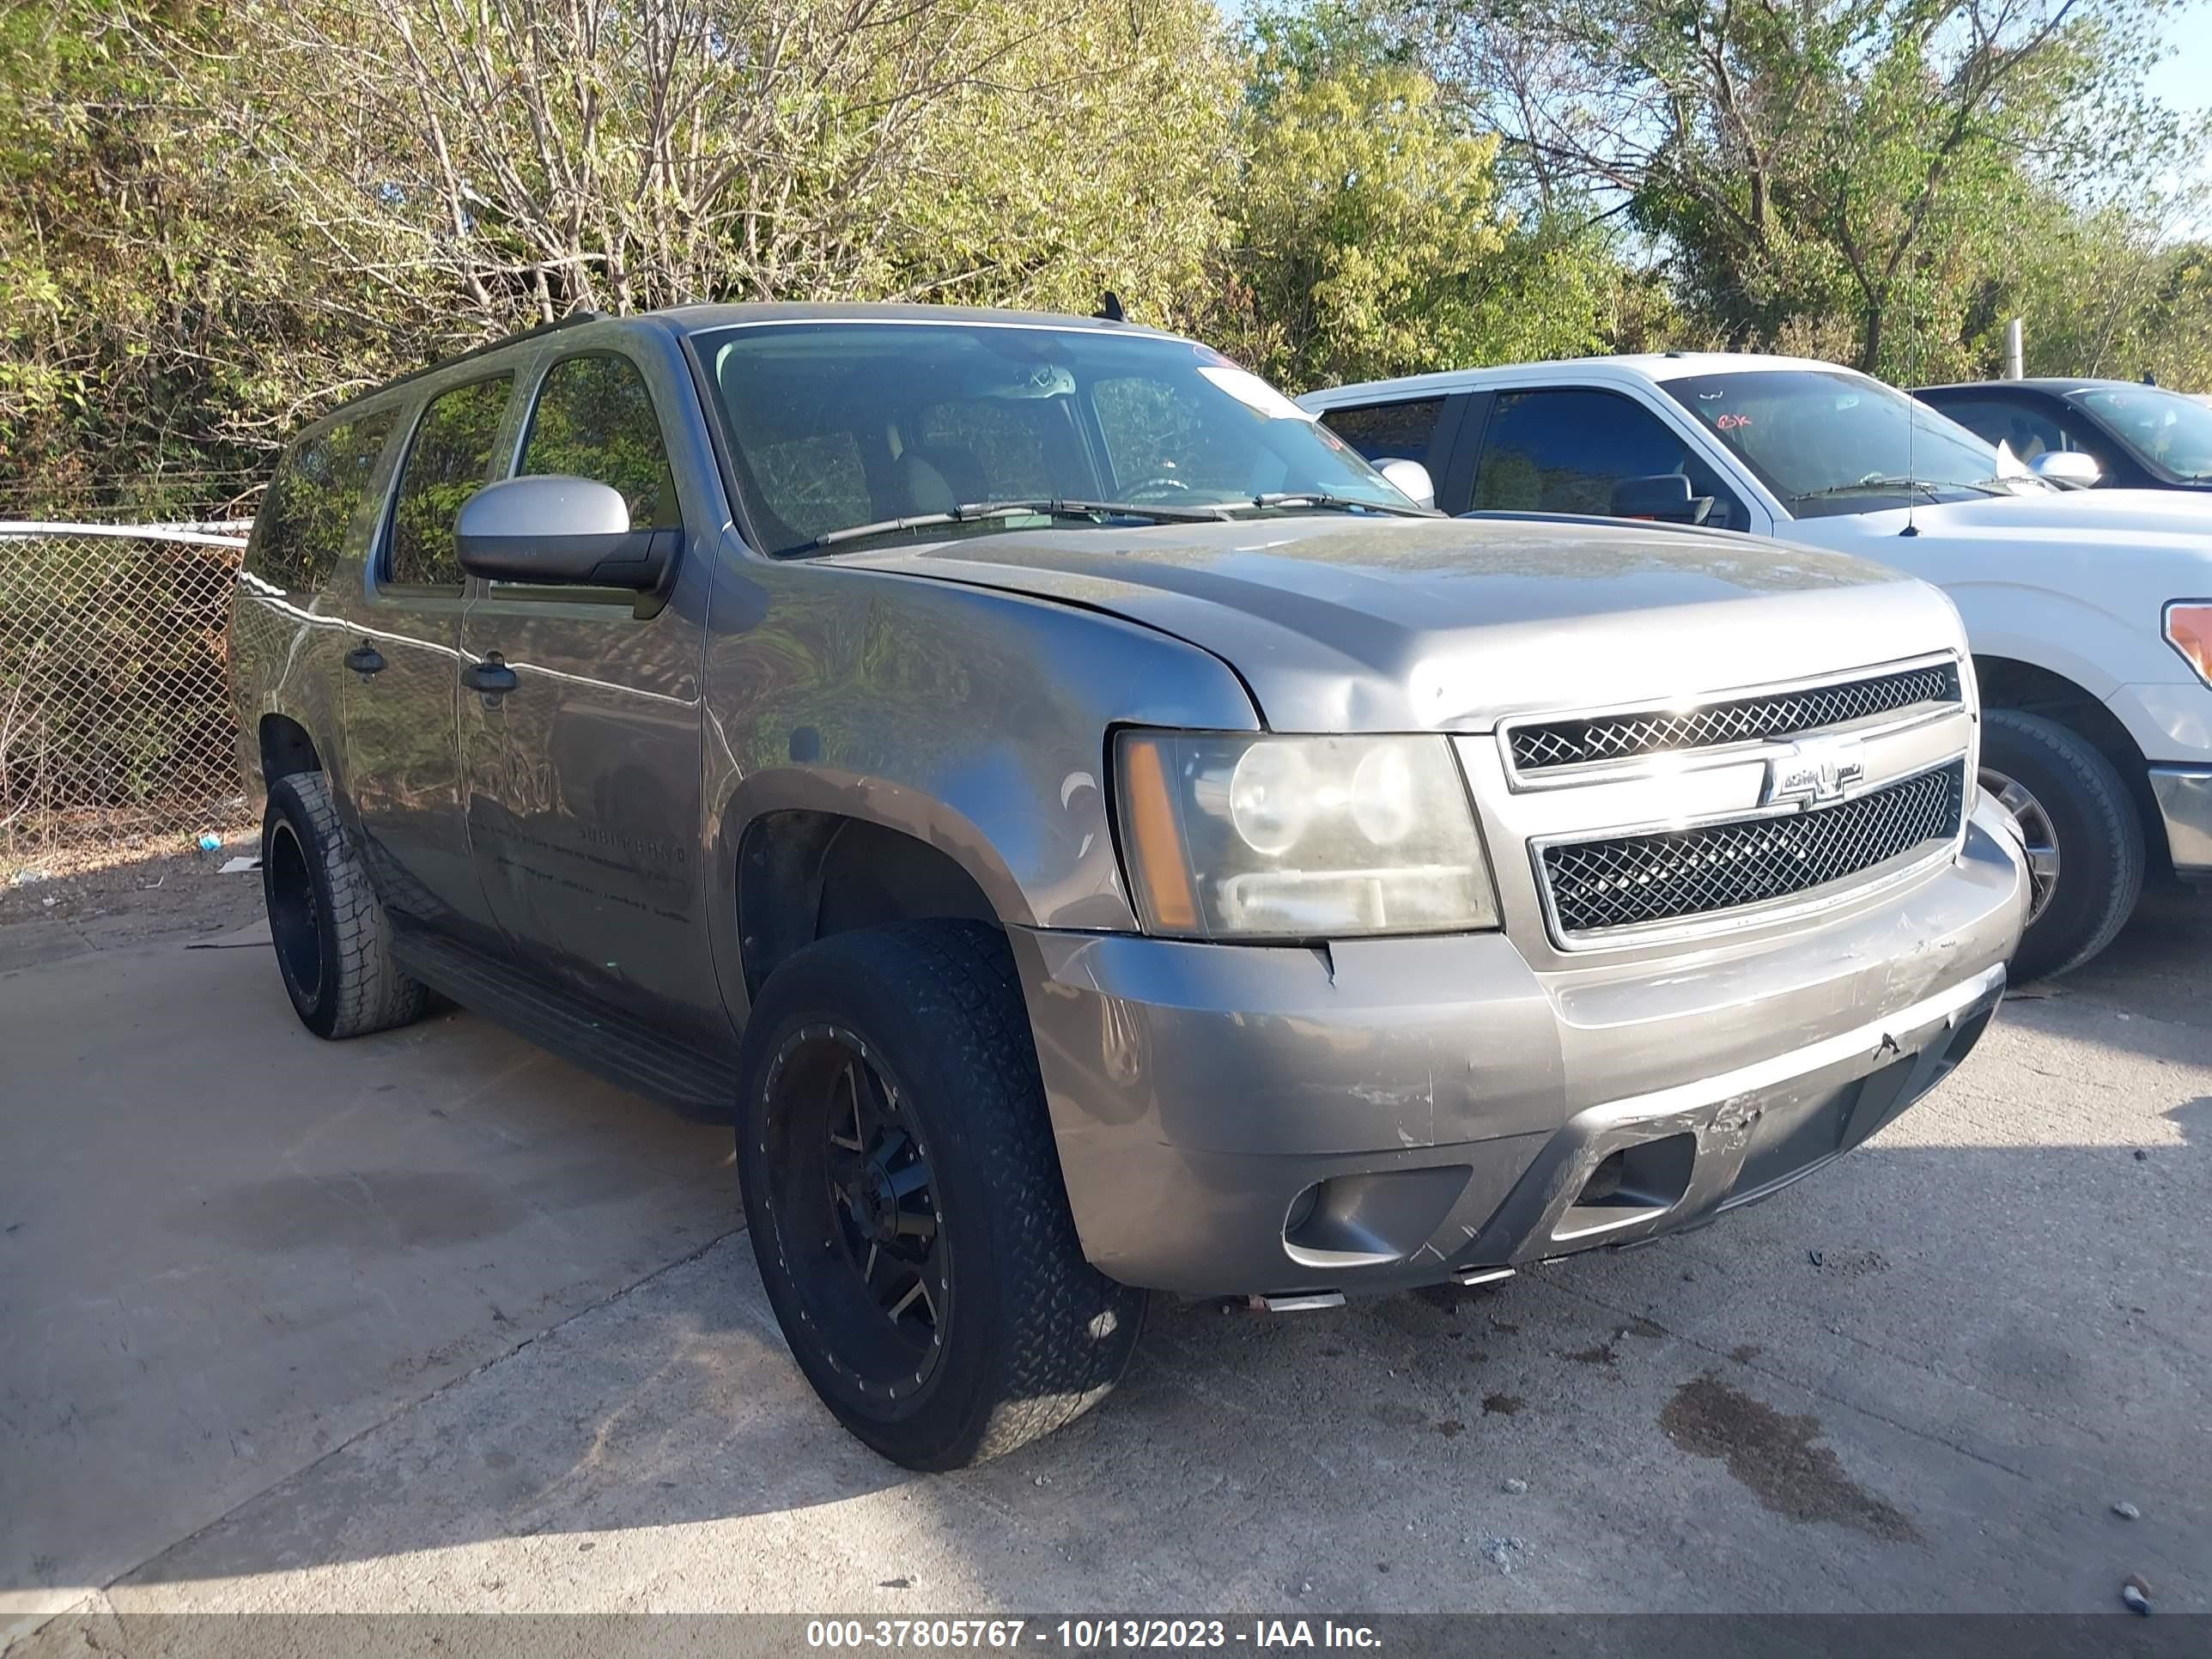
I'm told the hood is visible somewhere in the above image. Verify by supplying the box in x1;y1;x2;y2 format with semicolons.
1794;487;2212;545
826;516;1965;732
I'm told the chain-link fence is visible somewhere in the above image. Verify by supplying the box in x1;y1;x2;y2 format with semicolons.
1;522;256;855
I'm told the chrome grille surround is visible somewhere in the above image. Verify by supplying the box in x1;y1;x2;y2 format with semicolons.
1502;659;1962;784
1538;760;1968;940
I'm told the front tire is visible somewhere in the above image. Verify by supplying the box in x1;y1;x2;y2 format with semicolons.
736;921;1145;1469
1978;708;2143;981
261;772;431;1038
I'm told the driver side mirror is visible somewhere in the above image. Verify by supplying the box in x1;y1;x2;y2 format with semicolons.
2029;451;2101;489
1610;473;1713;526
1375;457;1437;511
456;475;678;590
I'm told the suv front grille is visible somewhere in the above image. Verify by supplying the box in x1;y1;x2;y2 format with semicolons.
1541;762;1966;938
1510;663;1961;774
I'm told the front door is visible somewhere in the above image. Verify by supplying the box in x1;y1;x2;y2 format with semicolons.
457;348;714;1033
342;373;514;951
1459;386;1765;533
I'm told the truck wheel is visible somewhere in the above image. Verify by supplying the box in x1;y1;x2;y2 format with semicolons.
260;772;432;1038
1978;709;2143;981
736;920;1145;1470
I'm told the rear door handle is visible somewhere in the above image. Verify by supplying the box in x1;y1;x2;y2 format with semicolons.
344;643;386;676
461;655;518;696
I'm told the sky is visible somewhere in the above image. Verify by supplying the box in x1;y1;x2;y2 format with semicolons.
2148;1;2212;234
2148;1;2210;120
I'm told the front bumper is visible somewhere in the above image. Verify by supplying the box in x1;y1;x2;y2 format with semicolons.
1012;799;2027;1297
2148;767;2212;876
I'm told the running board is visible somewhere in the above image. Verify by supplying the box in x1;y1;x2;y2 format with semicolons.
392;931;738;1122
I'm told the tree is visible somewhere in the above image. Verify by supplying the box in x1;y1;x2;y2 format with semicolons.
199;0;1238;332
1426;0;2187;379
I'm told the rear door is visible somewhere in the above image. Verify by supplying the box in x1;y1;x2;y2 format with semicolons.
457;343;715;1030
343;372;514;950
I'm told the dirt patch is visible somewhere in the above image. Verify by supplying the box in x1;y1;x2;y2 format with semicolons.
1480;1392;1523;1416
1562;1342;1618;1365
1433;1419;1465;1438
1661;1374;1919;1541
1729;1345;1763;1364
1;833;264;956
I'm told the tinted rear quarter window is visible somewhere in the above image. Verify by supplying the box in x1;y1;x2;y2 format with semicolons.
245;412;396;592
1321;398;1445;463
386;376;512;587
520;354;682;530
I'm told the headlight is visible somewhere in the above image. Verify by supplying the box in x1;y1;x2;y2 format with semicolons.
2166;601;2212;687
1115;731;1499;939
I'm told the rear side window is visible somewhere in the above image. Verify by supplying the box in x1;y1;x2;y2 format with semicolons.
1321;398;1446;463
245;413;396;592
386;376;512;587
520;355;682;530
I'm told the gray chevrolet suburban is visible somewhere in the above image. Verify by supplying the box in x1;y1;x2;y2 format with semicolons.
229;304;2029;1468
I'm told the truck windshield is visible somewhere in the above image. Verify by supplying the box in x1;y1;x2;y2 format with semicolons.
2073;386;2212;483
1661;368;2047;518
690;321;1420;555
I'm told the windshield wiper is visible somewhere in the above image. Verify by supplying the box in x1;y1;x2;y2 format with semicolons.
807;498;1228;549
1249;491;1437;518
1790;477;1949;502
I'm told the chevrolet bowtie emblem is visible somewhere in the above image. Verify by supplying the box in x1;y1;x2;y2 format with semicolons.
1764;734;1867;808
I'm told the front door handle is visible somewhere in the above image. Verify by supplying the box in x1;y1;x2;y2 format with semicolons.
344;643;386;677
461;655;519;696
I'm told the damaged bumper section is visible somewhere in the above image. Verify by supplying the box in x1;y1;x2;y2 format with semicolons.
1011;800;2025;1299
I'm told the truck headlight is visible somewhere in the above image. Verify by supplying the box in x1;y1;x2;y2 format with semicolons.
2166;601;2212;687
1115;731;1499;939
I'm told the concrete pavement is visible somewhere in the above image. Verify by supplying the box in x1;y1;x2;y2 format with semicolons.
4;890;2207;1642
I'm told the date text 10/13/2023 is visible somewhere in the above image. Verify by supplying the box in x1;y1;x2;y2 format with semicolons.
804;1620;1384;1650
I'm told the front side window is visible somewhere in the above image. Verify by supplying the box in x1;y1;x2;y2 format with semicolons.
246;412;396;592
2073;387;2212;483
386;376;512;586
1664;370;2047;518
1321;398;1446;463
693;323;1417;556
520;355;683;529
1471;388;1746;526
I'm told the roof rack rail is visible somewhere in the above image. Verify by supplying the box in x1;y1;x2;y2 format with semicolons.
374;310;610;398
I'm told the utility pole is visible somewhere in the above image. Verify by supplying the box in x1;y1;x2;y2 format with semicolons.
2005;318;2025;380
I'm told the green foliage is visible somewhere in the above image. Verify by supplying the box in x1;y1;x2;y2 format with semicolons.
0;0;2203;517
1427;0;2200;382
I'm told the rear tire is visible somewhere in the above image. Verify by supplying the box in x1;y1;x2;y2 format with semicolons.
261;772;431;1038
736;921;1145;1469
1978;708;2143;981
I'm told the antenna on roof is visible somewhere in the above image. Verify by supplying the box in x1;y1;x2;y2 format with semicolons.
1094;291;1126;323
1901;276;1920;539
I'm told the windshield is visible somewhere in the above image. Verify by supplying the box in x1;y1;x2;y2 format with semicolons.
690;321;1419;555
1661;368;2045;518
2074;386;2212;482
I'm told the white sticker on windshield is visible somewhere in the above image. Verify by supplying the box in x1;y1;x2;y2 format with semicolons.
1200;365;1318;422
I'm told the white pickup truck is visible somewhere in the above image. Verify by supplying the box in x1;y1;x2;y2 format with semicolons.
1300;354;2212;978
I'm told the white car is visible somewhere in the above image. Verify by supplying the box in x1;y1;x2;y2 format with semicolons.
1299;353;2212;978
